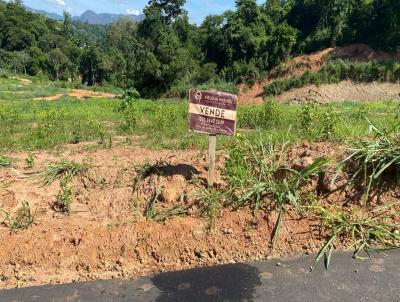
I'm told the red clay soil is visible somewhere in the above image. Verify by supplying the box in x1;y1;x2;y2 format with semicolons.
238;44;400;105
0;140;398;289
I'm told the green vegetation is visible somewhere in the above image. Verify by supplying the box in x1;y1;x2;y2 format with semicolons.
53;174;74;214
311;202;400;269
1;0;400;98
25;152;35;169
1;201;35;233
224;135;328;246
35;159;91;185
1;73;400;152
0;154;12;167
342;121;400;202
197;187;226;230
265;60;400;97
144;188;188;223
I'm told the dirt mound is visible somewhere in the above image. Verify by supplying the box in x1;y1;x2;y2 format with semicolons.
34;89;116;101
278;81;400;104
238;44;400;104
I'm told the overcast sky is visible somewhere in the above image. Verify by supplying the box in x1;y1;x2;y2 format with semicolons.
22;0;245;24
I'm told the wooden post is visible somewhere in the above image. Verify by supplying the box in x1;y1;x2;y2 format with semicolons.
208;134;217;187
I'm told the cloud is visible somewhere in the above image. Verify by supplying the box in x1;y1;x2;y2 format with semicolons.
54;0;66;6
126;8;140;15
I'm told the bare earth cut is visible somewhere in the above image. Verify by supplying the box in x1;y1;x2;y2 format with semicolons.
1;139;399;289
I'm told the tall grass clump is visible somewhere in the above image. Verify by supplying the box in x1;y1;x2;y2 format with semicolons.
35;159;91;185
342;120;400;201
224;134;328;247
1;201;36;233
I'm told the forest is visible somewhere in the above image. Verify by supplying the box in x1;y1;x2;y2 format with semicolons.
0;0;399;98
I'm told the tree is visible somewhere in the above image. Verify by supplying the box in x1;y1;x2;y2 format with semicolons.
48;48;69;80
16;50;30;74
147;0;186;24
62;11;73;37
80;45;106;86
107;18;141;90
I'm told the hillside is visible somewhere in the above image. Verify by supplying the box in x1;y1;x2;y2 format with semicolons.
2;0;400;99
238;44;400;104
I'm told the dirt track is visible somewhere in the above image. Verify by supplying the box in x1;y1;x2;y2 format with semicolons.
33;89;115;101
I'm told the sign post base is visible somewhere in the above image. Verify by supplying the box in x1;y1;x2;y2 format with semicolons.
208;134;217;188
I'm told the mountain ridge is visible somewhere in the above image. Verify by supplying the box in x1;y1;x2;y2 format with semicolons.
27;7;144;25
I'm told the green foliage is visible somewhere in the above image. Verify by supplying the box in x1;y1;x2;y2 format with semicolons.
238;99;283;130
25;153;35;169
310;202;400;270
0;154;12;167
144;187;188;223
1;0;400;94
224;135;329;247
35;159;91;186
1;201;35;233
342;121;400;202
197;186;225;230
54;174;74;214
299;103;340;140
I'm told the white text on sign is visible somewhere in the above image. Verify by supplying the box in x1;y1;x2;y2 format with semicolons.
200;106;225;118
189;103;236;121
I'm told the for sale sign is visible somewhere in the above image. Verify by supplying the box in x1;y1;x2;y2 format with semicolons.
188;90;237;136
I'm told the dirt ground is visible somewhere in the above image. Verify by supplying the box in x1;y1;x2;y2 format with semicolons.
0;140;398;289
238;44;400;104
33;89;116;101
278;81;400;104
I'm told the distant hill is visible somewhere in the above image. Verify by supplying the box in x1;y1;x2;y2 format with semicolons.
73;10;144;25
27;7;144;25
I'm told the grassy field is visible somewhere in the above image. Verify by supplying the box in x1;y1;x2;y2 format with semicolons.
0;74;399;151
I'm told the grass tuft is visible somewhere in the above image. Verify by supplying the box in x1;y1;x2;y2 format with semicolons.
35;159;91;185
343;120;400;202
310;201;400;270
0;155;12;168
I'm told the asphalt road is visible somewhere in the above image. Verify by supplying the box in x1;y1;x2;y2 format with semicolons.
1;250;400;302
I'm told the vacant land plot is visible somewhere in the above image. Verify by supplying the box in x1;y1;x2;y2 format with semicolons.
1;77;400;289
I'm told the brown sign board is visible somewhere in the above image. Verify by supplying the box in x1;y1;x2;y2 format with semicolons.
188;89;238;136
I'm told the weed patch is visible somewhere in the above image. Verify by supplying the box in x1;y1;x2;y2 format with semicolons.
0;155;12;168
1;201;36;233
35;159;91;186
224;135;329;247
342;121;400;202
310;202;400;269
